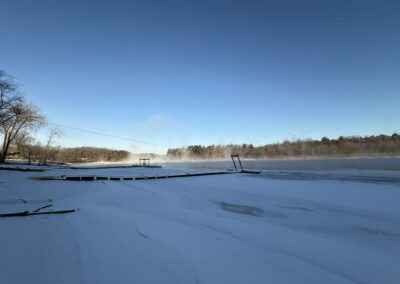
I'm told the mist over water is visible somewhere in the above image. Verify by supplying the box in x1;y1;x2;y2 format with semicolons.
163;157;400;171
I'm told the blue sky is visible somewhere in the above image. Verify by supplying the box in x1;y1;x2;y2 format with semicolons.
1;0;399;153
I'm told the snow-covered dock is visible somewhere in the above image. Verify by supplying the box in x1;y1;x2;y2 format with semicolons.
32;170;237;181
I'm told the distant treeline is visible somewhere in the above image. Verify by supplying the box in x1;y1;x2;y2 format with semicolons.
10;145;130;164
56;147;130;163
167;134;400;159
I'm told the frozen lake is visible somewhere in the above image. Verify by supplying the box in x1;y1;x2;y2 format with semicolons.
164;157;400;186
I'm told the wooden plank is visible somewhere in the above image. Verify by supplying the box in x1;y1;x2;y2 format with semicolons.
0;209;76;218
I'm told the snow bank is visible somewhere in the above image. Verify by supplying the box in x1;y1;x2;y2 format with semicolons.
1;167;400;283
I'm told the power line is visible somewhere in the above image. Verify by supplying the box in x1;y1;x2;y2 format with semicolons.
48;122;170;148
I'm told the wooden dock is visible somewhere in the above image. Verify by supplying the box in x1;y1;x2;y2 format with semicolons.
69;165;162;170
33;171;240;181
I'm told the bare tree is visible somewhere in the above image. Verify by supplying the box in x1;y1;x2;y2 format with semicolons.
41;127;61;165
13;130;35;163
0;101;46;163
0;70;23;126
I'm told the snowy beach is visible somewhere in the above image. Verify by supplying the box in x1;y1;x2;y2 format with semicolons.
1;162;400;284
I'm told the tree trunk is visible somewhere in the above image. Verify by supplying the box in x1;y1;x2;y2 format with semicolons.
0;132;8;163
0;140;10;163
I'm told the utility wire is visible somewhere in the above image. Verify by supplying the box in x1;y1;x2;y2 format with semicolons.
48;122;170;148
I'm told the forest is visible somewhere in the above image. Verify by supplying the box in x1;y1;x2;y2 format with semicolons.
167;134;400;160
10;145;130;164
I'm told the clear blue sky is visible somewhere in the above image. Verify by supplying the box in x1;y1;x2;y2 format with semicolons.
1;0;399;153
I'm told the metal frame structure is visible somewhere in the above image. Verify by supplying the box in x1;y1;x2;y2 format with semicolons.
139;158;150;166
231;154;244;172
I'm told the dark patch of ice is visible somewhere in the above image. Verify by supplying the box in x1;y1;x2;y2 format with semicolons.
218;202;263;217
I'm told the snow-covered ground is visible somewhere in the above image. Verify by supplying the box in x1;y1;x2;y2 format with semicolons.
1;165;400;284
